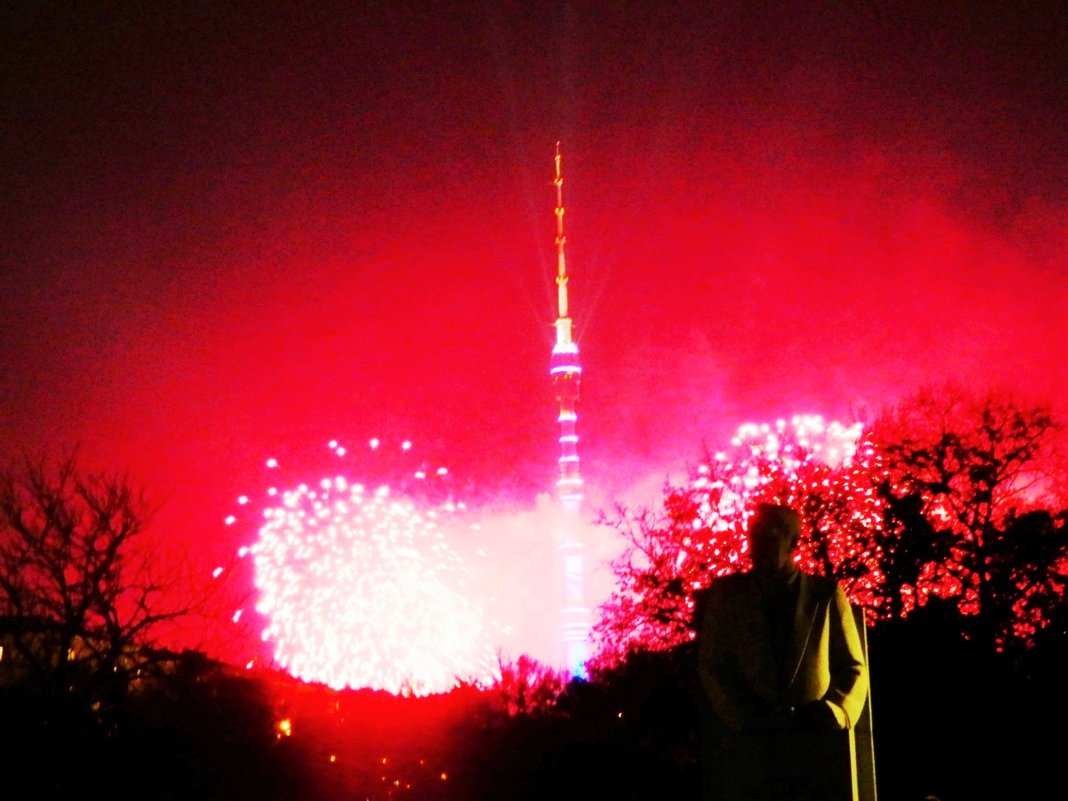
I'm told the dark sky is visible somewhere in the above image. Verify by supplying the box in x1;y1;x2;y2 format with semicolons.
3;1;1067;572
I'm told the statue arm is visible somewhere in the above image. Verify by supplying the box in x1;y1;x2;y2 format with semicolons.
822;584;869;728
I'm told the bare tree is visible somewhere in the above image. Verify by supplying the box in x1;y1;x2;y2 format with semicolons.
871;382;1067;651
0;454;193;712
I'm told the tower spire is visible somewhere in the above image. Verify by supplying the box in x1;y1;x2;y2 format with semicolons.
554;141;570;322
549;143;588;677
550;141;583;510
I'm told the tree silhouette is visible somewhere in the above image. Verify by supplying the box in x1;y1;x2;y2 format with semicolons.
591;416;883;667
592;389;1067;665
870;382;1066;651
0;454;194;716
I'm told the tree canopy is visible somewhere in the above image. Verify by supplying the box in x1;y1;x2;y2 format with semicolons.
591;384;1068;668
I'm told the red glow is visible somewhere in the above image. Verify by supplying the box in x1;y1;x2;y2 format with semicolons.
2;4;1065;668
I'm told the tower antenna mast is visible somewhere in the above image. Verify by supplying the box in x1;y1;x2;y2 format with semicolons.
550;142;589;676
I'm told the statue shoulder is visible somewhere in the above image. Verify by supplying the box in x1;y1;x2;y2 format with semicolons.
706;571;752;598
693;572;748;627
803;571;844;602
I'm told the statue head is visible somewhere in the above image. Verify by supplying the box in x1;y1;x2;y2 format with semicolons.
747;503;802;575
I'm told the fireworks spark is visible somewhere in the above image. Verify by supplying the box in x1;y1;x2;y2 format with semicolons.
229;439;499;696
592;413;883;666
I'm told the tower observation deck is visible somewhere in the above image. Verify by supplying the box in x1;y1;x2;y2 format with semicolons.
550;142;589;677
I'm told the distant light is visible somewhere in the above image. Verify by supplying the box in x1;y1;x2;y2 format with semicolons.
401;440;412;450
266;458;279;469
225;515;237;525
436;467;448;476
237;495;249;505
369;438;380;450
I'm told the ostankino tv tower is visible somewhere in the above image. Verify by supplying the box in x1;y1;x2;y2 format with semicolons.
549;142;590;677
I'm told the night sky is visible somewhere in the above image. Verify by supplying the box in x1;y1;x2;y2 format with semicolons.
3;2;1067;657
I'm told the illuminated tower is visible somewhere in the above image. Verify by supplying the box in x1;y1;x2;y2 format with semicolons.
550;142;590;677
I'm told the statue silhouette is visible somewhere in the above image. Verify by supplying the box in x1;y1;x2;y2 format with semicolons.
696;503;869;801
